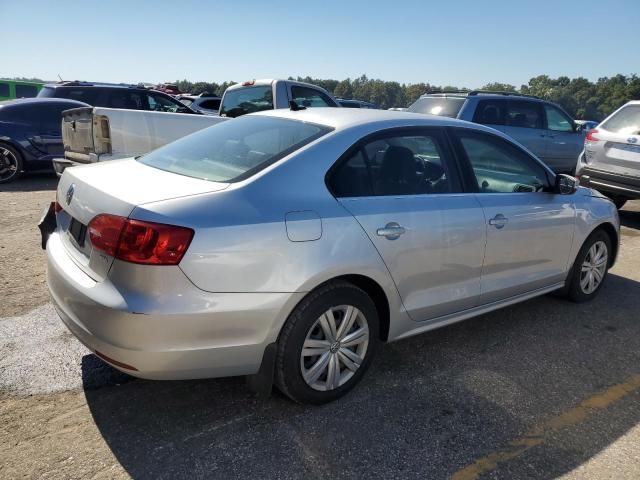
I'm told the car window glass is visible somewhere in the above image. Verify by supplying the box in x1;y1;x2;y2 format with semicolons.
329;150;372;197
291;86;335;107
506;101;542;129
407;97;465;117
473;100;506;125
458;131;548;193
148;93;184;112
60;89;99;105
0;83;9;97
199;99;220;110
219;86;274;118
545;105;573;132
600;104;640;135
179;98;193;107
105;91;143;109
364;134;451;195
15;84;38;98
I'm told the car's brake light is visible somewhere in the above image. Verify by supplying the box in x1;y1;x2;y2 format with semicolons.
54;191;63;213
585;129;600;142
87;214;193;265
241;79;255;86
93;115;112;155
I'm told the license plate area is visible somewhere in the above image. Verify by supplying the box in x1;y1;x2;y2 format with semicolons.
68;217;87;247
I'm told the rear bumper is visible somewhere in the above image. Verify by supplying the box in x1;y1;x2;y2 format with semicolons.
53;158;75;176
46;232;301;380
578;167;640;199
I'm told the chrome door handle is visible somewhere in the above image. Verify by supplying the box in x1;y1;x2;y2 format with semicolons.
376;222;405;240
489;214;508;229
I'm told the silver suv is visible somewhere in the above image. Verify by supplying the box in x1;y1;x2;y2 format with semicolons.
576;100;640;209
408;91;585;174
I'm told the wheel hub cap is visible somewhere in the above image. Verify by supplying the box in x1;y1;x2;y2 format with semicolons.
300;305;369;391
580;240;608;294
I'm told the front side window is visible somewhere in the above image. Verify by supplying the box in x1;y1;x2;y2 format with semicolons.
199;99;221;110
545;104;573;132
147;93;187;113
506;101;543;129
330;132;453;197
600;104;640;135
291;86;336;108
219;86;274;118
15;84;38;98
456;130;549;193
473;100;506;125
139;116;331;182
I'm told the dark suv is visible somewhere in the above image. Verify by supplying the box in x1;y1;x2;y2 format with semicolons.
37;82;195;114
407;91;585;174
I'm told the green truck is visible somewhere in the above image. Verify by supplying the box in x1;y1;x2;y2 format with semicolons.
0;80;44;101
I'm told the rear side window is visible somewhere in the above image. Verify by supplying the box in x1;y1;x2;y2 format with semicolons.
139;116;331;182
106;91;144;109
473;100;506;125
219;86;274;118
15;84;38;98
0;83;10;97
147;93;186;112
291;86;336;107
506;101;542;129
53;88;100;105
600;104;640;135
330;131;454;197
407;97;465;117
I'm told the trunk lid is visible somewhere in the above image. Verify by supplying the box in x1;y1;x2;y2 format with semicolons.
56;159;229;281
587;130;640;177
61;107;99;164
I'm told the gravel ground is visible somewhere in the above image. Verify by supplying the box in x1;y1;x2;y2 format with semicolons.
1;174;640;479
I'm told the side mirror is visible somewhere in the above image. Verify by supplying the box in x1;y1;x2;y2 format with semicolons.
555;174;577;195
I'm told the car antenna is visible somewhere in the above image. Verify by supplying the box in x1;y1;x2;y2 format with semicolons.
57;74;64;82
289;100;306;111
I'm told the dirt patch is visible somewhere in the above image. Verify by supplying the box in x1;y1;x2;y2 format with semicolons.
0;174;57;318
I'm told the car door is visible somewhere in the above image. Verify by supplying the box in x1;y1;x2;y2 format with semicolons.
501;100;547;161
329;128;487;321
543;103;585;173
451;128;576;304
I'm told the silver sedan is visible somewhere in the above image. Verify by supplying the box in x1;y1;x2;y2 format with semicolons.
44;108;619;404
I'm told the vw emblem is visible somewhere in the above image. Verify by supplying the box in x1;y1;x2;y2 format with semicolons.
66;184;75;205
629;137;638;144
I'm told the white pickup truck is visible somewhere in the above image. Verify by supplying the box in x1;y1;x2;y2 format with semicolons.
54;107;227;175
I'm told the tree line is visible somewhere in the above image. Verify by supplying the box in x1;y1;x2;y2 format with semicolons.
6;74;639;121
174;74;640;121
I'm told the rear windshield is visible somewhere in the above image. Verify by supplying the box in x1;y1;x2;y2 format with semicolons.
407;97;466;117
139;116;332;182
219;85;273;118
600;104;640;135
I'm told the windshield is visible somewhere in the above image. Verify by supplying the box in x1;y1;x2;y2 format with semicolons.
219;85;274;118
600;104;640;135
407;97;466;117
139;116;332;182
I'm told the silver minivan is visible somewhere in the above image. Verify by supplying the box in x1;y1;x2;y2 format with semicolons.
576;100;640;209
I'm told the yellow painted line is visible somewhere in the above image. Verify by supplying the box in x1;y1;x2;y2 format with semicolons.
450;374;640;480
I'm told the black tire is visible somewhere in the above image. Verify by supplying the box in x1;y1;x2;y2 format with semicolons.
275;280;379;404
0;143;24;184
564;229;612;303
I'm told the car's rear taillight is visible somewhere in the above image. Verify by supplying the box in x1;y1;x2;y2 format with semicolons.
87;214;193;265
92;114;112;155
54;191;63;213
585;128;600;142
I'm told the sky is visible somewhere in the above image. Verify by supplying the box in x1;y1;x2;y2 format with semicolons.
1;0;637;88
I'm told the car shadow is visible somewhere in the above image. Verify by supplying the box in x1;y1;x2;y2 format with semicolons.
83;273;640;479
0;172;58;192
619;207;640;230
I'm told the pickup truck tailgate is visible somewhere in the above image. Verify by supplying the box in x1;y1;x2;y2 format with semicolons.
61;107;101;164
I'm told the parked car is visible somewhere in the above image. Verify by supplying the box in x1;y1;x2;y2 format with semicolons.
407;91;585;174
55;106;227;174
0;80;44;101
42;108;619;404
336;98;379;109
0;98;89;183
219;79;340;118
177;94;221;115
576;101;640;209
38;82;195;114
155;83;182;96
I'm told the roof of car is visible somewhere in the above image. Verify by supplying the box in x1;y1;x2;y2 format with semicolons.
419;90;543;101
253;106;490;131
0;97;89;108
43;82;150;91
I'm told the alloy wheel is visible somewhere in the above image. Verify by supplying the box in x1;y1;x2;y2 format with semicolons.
0;146;19;182
580;240;608;294
300;305;369;391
